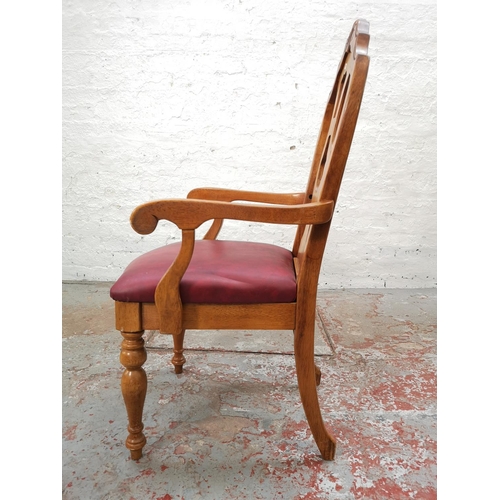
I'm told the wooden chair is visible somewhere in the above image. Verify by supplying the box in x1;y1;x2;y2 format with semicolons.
110;19;370;461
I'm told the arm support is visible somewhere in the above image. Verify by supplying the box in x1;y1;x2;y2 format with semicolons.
130;198;334;235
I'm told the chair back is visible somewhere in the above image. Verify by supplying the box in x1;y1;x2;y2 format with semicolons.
293;20;370;274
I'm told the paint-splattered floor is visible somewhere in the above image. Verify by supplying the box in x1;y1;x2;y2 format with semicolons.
62;283;437;499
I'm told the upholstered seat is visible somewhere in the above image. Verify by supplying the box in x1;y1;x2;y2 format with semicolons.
110;240;297;304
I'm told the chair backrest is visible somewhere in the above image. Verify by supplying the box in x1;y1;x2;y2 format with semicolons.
293;19;370;283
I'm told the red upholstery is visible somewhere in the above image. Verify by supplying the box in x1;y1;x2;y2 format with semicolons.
110;240;297;304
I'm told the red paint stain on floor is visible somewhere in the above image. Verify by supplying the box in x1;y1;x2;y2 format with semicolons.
351;476;434;499
63;424;77;441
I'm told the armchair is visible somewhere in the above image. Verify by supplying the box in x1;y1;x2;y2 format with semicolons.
110;19;370;461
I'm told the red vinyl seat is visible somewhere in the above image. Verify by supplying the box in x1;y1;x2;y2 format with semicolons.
110;240;297;304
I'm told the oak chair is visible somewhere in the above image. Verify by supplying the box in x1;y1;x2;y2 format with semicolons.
110;19;370;461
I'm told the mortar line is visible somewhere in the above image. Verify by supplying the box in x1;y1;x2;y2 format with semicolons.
316;307;336;354
146;346;334;357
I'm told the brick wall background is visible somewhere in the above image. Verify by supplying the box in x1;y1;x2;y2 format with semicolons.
62;0;437;288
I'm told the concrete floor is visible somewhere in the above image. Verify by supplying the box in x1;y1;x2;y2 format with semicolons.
62;283;437;499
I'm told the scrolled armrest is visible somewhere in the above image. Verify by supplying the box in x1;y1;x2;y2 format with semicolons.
130;198;334;235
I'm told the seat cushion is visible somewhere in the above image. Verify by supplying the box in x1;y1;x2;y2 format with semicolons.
110;240;297;304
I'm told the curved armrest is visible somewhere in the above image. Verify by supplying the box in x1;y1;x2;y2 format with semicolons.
188;187;305;205
130;198;334;235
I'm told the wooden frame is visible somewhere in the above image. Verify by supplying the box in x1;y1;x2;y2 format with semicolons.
114;19;370;461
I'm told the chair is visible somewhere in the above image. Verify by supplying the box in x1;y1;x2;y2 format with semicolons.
110;19;370;461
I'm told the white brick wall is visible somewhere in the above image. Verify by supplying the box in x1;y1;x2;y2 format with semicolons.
62;0;437;288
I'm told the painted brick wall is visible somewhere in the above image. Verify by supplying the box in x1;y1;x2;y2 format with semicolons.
62;0;437;288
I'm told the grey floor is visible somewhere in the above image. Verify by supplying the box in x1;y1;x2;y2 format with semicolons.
62;282;437;499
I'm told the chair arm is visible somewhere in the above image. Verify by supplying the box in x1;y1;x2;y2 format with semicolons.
187;188;305;205
130;198;334;235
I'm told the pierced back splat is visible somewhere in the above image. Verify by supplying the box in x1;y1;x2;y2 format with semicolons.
293;20;370;261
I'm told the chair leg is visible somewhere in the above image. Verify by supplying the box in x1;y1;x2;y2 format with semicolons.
171;330;186;374
315;364;322;386
294;326;336;460
120;331;147;460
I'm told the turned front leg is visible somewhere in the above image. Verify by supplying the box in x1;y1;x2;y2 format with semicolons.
171;330;186;374
120;331;147;460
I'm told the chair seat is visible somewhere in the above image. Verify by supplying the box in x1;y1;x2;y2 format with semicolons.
110;240;297;304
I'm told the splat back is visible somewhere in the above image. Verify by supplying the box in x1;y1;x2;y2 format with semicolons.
293;20;370;274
